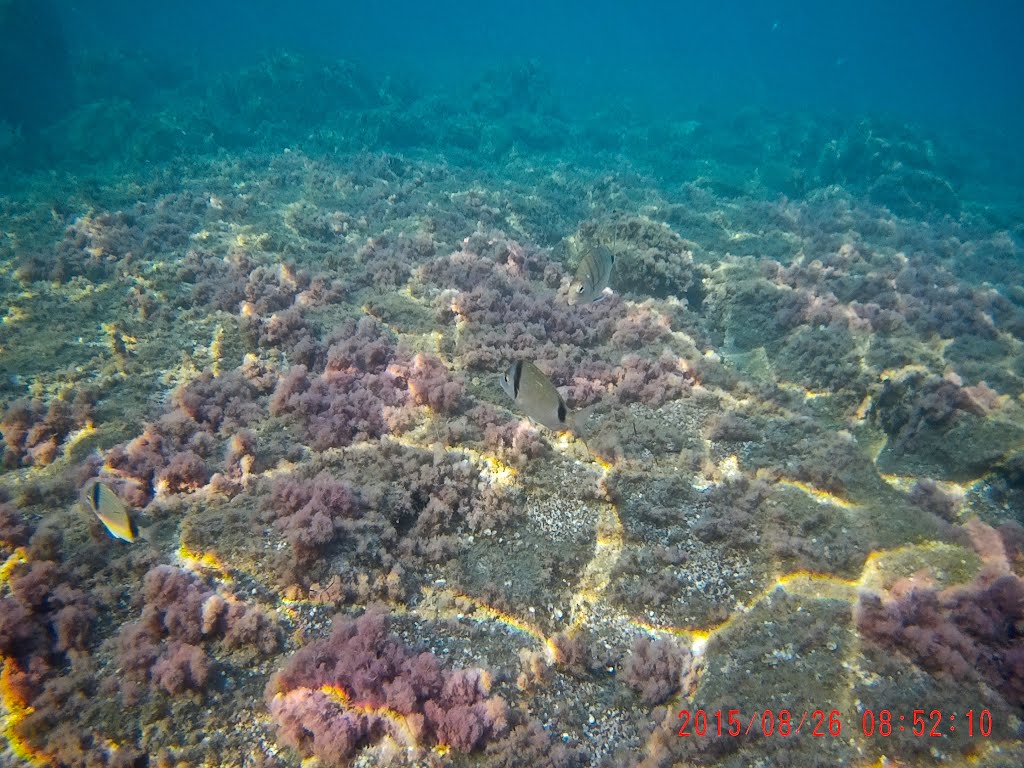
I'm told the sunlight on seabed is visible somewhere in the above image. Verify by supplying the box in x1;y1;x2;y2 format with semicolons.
177;542;234;582
1;658;45;766
777;479;859;509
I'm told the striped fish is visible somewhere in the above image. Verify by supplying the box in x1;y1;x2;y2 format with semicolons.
499;360;592;433
567;244;614;305
80;479;136;543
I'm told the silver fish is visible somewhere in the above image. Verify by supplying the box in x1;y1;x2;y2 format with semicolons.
80;479;136;543
567;244;614;305
499;360;590;433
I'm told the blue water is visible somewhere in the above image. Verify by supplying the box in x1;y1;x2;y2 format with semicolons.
58;0;1024;125
0;0;1015;207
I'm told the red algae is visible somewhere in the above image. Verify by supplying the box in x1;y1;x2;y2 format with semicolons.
0;51;1023;768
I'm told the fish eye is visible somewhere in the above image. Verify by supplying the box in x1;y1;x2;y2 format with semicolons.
576;285;584;293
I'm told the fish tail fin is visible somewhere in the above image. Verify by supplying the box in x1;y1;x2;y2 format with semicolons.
570;403;599;439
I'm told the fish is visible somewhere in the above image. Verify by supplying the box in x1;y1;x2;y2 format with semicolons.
567;244;614;305
499;360;592;433
80;479;137;543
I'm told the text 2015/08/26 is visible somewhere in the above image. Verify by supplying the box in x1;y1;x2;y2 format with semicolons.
676;709;841;738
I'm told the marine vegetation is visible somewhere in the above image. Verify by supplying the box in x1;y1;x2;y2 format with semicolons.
1;49;1023;768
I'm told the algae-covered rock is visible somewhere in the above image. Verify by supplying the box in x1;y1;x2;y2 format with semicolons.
576;214;704;301
876;412;1024;481
657;590;858;766
869;168;961;218
871;372;1024;481
775;324;868;394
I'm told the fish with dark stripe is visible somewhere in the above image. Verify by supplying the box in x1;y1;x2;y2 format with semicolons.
80;479;137;542
499;360;591;433
567;244;615;305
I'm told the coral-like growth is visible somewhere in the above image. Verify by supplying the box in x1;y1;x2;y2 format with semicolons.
269;317;411;449
399;352;466;414
104;364;272;504
266;608;508;763
857;569;1024;708
49;211;142;282
264;471;363;566
419;231;699;416
150;640;211;695
0;500;30;549
612;351;694;407
251;306;321;367
155;449;210;494
469;403;551;464
114;564;279;701
907;478;962;521
420;233;623;372
352;439;511;541
873;372;987;445
548;628;593;676
355;232;436;290
870;370;1022;479
707;412;760;443
0;545;108;767
621;635;692;705
256;439;511;589
483;720;587;768
172;367;269;436
1;395;90;468
1;559;95;666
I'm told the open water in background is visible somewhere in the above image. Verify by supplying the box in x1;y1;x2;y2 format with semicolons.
0;1;1000;215
57;1;1022;123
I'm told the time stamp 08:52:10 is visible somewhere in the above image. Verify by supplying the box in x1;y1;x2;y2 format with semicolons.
675;708;995;739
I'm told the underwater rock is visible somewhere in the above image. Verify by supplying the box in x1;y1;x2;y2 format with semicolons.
869;168;961;218
576;214;704;302
872;372;1024;480
653;591;857;766
856;563;1024;729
